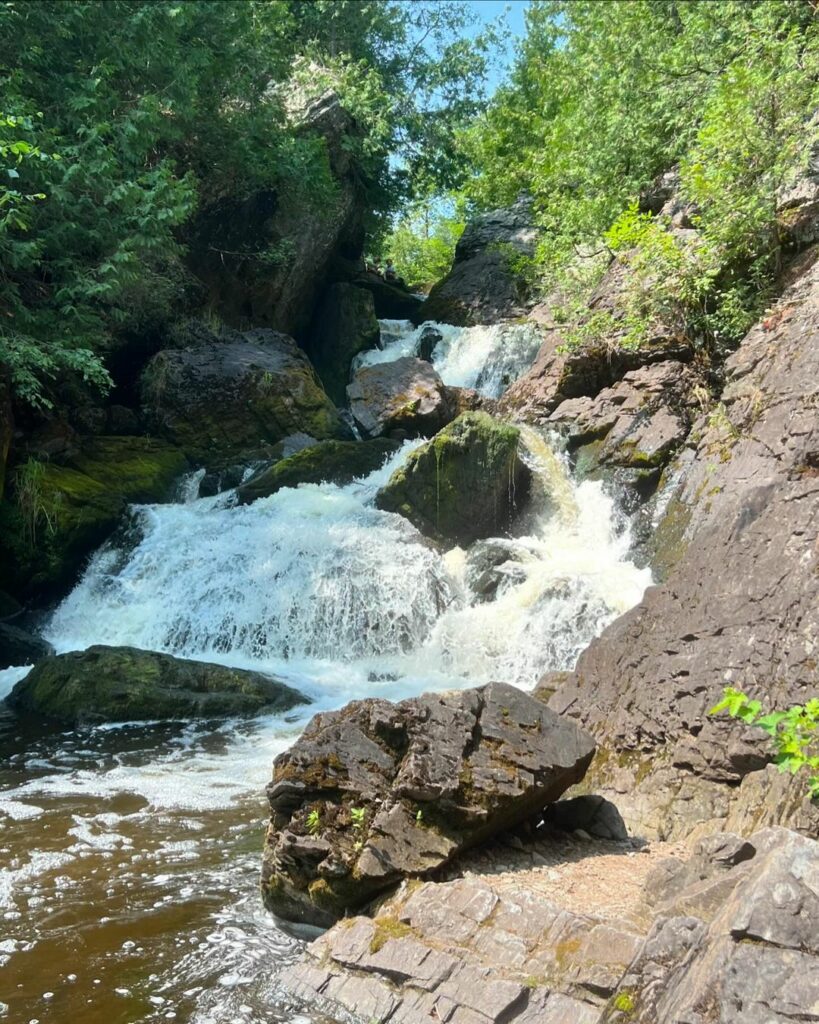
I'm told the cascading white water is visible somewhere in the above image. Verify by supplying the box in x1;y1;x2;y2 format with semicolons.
47;320;650;691
354;319;544;398
1;316;652;1024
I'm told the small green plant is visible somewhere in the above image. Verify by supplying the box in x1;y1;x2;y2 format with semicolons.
415;809;423;825
350;806;366;830
613;990;636;1015
306;808;321;836
14;458;56;546
710;687;819;799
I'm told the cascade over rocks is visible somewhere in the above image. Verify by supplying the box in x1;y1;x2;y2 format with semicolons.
236;438;400;504
375;412;531;547
547;249;819;841
417;196;540;326
140;323;349;467
7;645;308;725
305;283;380;405
261;681;595;927
346;357;454;439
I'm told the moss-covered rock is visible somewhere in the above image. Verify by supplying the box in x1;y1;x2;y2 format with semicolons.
140;323;350;467
7;645;309;725
306;284;380;404
237;438;400;505
375;412;531;546
0;436;187;600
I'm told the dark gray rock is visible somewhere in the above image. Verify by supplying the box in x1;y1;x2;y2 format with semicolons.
464;539;532;602
544;795;628;841
8;645;308;724
261;681;595;926
417;197;539;326
548;253;819;840
347;357;454;439
354;273;424;320
375;413;531;547
306;283;380;404
187;90;365;338
140;322;349;467
0;623;54;670
417;325;443;362
236;438;399;504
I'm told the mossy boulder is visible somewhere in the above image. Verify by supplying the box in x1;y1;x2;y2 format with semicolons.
140;323;350;467
7;645;309;725
0;436;187;600
375;412;531;546
306;283;380;404
237;438;400;504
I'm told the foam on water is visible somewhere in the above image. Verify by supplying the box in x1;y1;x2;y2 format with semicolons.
0;315;652;1023
353;318;543;398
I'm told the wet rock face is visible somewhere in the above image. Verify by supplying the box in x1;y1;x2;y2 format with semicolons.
0;623;54;671
140;323;349;467
354;273;424;320
7;645;308;725
261;681;595;927
346;357;454;439
417;197;539;326
549;251;819;840
375;412;531;547
236;438;400;504
305;283;380;404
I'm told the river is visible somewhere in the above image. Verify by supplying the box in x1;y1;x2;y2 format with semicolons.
0;320;651;1024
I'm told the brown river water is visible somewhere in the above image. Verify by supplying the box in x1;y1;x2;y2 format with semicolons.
0;697;334;1024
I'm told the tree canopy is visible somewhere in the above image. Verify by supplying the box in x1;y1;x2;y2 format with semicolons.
0;0;496;407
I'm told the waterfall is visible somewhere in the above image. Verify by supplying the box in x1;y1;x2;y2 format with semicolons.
45;319;651;692
353;319;543;398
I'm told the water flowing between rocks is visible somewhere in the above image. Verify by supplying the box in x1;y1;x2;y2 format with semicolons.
0;320;651;1024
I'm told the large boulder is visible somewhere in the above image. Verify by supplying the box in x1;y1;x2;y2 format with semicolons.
347;357;454;439
261;681;595;926
548;250;819;840
416;196;539;326
140;324;349;466
237;438;400;504
0;436;187;600
375;412;531;546
7;645;308;725
306;283;380;404
187;90;365;338
0;623;54;670
354;272;424;320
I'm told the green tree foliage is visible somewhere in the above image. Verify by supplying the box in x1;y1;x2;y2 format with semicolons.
462;0;819;351
0;0;495;408
711;687;819;800
380;201;464;291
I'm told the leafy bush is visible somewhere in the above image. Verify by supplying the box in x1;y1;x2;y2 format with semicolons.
710;687;819;799
380;201;464;291
462;0;819;354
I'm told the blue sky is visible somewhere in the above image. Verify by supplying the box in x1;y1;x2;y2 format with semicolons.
467;0;530;92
